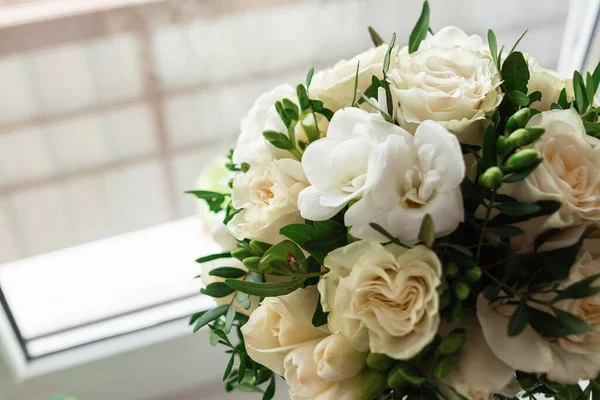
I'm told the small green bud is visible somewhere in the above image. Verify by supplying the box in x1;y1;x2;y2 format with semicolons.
231;247;253;261
465;266;482;282
242;256;261;272
438;329;467;355
249;241;271;255
526;126;545;142
240;162;250;173
506;108;532;133
367;353;395;371
505;128;529;147
439;291;453;309
505;149;541;171
228;178;234;188
446;262;460;278
480;167;504;190
434;356;456;379
362;369;387;397
496;136;506;154
387;362;425;386
455;282;470;301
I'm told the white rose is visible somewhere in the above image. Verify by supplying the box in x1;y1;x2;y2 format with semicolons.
241;287;328;376
440;314;517;400
527;56;565;112
500;109;600;252
232;85;327;166
298;107;404;220
201;258;258;315
345;119;465;243
313;333;367;382
284;339;365;400
319;241;441;359
228;158;308;244
310;44;396;112
390;26;503;144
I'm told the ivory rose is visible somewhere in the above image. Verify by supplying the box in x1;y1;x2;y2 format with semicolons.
228;158;308;244
527;56;565;112
241;287;327;376
389;26;503;144
319;241;441;359
345;119;465;243
313;333;367;382
501;109;600;252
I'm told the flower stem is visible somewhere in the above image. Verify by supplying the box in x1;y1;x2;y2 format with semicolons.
475;190;496;264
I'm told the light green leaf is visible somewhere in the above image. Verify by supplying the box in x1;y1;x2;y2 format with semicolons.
262;130;293;150
224;305;236;334
193;305;229;332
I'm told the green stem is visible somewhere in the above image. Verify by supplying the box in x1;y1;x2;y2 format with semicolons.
476;191;496;264
483;270;551;306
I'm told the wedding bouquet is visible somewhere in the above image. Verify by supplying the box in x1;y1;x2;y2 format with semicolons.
188;2;600;399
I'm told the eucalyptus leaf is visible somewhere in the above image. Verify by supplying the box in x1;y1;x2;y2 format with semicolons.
236;290;251;310
553;307;594;335
201;282;236;298
223;352;235;381
262;375;276;400
534;228;562;251
527;306;570;338
225;278;305;297
488;225;524;238
193;304;229;332
224;305;236;334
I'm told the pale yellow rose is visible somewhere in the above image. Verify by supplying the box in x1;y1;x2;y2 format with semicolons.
319;241;441;359
527;56;565;112
313;333;367;382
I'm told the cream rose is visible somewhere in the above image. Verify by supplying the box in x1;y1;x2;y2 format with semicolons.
284;337;366;400
478;235;600;383
389;26;502;144
241;287;328;376
201;258;258;315
228;158;308;244
319;241;441;359
527;56;565;112
232;85;327;166
501;109;600;252
310;44;396;112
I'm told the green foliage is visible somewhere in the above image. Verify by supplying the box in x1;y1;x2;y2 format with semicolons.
502;52;530;95
408;1;430;53
368;26;385;46
186;190;229;213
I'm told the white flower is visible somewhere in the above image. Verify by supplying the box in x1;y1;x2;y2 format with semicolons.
313;334;367;382
310;44;397;111
298;107;405;220
241;287;328;376
500;109;600;252
390;26;503;144
232;85;327;166
319;241;441;359
345;120;465;243
201;258;258;316
228;158;308;244
284;339;365;400
440;314;517;400
527;56;565;112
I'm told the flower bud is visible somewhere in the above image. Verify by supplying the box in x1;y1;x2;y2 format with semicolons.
505;149;541;171
231;247;253;261
455;281;470;300
465;266;482;282
366;353;395;371
249;240;271;255
434;356;456;379
387;366;408;389
505;128;529;147
242;256;261;272
506;108;532;132
446;262;460;278
480;167;504;190
315;334;367;381
439;291;453;309
362;369;388;397
387;362;424;387
438;329;467;355
526;126;545;142
496;136;506;154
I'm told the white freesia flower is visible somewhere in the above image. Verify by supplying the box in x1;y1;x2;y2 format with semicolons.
241;287;328;376
232;85;327;166
346;120;465;243
390;26;503;144
310;44;396;111
298;107;405;220
319;241;441;359
527;56;565;112
228;158;308;244
501;109;600;252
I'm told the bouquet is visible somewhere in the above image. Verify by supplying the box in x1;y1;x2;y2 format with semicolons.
188;2;600;399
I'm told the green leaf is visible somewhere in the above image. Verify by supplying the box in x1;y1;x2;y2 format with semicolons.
573;70;589;113
554;273;600;302
584;122;600;138
511;90;531;106
509;29;529;54
280;224;319;244
196;252;232;264
483;285;500;301
312;295;328;327
201;282;235;298
482;122;497;169
488;29;498;70
368;26;384;46
224;278;305;297
553;307;594;335
488;225;524;238
281;98;299;120
587;72;596;110
231;383;263;393
434;243;473;258
296;84;310;111
383;33;396;74
235;290;251;310
351;61;360;106
223;305;236;334
418;214;435;248
558;87;569;109
263;130;293;150
238;352;247;383
185;190;228;212
259;240;306;274
495;202;541;216
306;67;315;89
527;306;570;338
193;304;229;332
408;0;430;54
223;352;235;381
502;52;530;94
209;267;247;279
534;228;562;251
262;375;276;400
508;302;529;337
189;311;205;326
528;91;542;104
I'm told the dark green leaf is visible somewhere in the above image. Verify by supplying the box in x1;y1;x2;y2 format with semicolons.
503;159;543;183
509;29;529;54
483;285;500;301
488;29;498;69
259;240;306;274
306;67;315;89
553;307;594;335
263;130;293;150
315;107;334;121
558;87;569;109
528;91;542;104
573;70;589;113
508;302;529;336
189;311;205;326
281;98;299;120
587;73;596;110
482;122;497;169
201;282;235;298
495;202;540;216
223;353;235;380
351;61;360;106
262;375;276;400
527;306;570;338
185;190;227;212
554;273;600;302
368;26;384;46
209;267;247;279
225;278;305;297
280;224;319;244
312;295;328;327
408;0;430;53
238;352;247;383
585;122;600;138
296;84;310;111
193;304;229;332
434;243;473;258
196;252;232;264
502;52;530;94
511;90;531;106
488;225;524;238
534;228;562;251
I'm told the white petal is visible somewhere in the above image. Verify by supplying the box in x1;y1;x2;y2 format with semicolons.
298;186;344;221
344;197;391;242
302;138;343;190
327;107;374;139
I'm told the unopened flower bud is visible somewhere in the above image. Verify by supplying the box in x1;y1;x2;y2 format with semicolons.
367;352;395;371
434;356;456;379
387;366;407;389
496;136;506;154
505;128;529;147
438;329;467;355
526;126;545;142
465;266;482;282
249;240;271;255
362;369;388;397
480;167;504;190
446;262;460;278
439;291;453;309
505;149;541;171
242;256;261;272
506;108;532;132
455;281;470;300
231;247;253;261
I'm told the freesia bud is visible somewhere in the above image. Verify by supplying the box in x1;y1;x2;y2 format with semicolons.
526;126;545;142
366;353;395;371
505;149;541;171
231;247;253;261
438;329;467;355
434;356;456;379
242;256;261;272
506;108;532;132
362;369;388;397
505;128;529;147
455;282;470;300
480;167;504;190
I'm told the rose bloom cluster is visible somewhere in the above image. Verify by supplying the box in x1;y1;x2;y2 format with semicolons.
190;8;600;400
